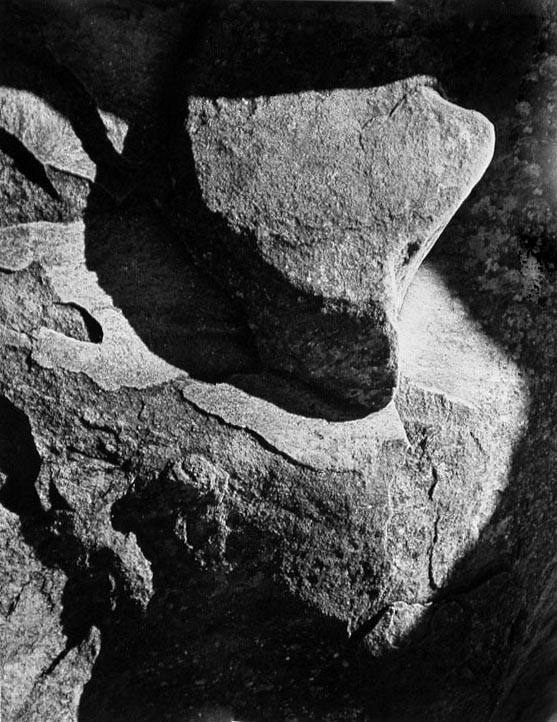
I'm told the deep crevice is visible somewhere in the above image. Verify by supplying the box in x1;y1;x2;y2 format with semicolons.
0;397;42;516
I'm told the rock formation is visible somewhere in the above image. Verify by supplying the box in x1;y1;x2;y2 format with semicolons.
186;80;494;414
0;1;556;721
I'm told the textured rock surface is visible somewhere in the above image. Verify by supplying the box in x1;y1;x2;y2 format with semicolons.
0;500;100;721
0;55;128;215
0;1;556;721
0;86;126;185
0;205;528;720
187;82;494;414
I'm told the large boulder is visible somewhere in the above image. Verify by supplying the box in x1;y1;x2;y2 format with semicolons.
185;80;494;414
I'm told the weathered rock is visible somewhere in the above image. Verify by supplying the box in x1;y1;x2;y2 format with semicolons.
0;205;528;719
0;15;134;207
0;82;129;203
186;80;494;414
0;85;127;186
0;2;556;720
0;503;100;721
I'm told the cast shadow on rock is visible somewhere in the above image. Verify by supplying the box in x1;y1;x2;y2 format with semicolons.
77;0;496;422
77;468;372;721
0;398;113;655
80;0;543;421
80;0;427;422
1;2;555;720
79;5;555;721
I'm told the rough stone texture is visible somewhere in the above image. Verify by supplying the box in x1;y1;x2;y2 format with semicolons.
0;210;528;719
0;1;556;721
0;85;127;186
0;503;100;721
187;82;494;414
0;8;138;205
508;39;557;262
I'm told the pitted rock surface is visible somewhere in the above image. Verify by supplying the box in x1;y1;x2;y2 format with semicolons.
187;78;495;414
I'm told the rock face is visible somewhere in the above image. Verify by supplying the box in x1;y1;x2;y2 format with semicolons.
0;1;556;721
0;85;127;187
0;213;528;721
0;114;527;719
187;80;495;414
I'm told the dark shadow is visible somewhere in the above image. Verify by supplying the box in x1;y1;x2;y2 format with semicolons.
0;5;133;187
86;4;557;718
77;470;369;721
77;0;540;421
78;4;553;719
0;398;113;652
0;398;43;517
73;0;428;421
1;1;556;720
0;127;60;199
0;0;540;420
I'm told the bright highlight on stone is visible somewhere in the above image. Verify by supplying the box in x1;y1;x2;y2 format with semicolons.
187;77;495;413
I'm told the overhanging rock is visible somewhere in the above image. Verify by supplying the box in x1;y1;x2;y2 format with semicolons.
185;78;495;415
